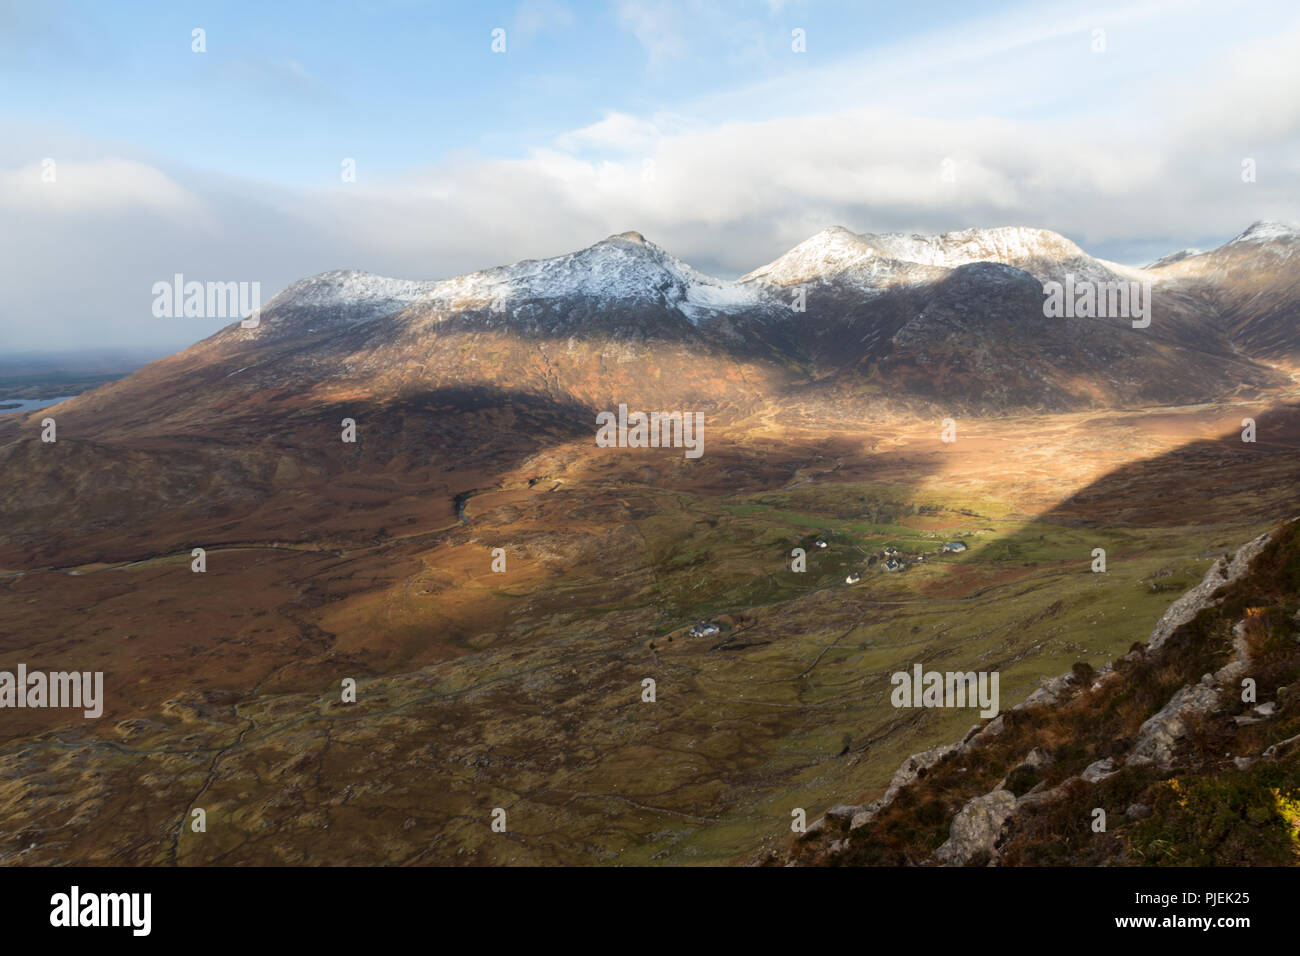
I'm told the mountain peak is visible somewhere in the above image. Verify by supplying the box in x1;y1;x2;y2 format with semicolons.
739;227;879;285
1229;220;1300;244
742;224;1093;287
1145;248;1203;270
862;225;1085;267
417;230;760;325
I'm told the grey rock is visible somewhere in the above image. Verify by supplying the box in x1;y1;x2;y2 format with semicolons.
1129;675;1222;770
1021;747;1053;769
1146;529;1274;652
1016;783;1070;811
1126;802;1152;820
1082;757;1119;783
1019;674;1072;709
934;789;1017;866
849;807;878;830
824;804;861;832
880;742;961;805
968;716;1006;747
1262;732;1300;762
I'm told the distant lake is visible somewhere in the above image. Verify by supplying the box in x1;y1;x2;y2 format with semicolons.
0;396;77;415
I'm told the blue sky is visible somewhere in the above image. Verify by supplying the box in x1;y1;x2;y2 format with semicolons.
5;1;965;182
2;0;1299;352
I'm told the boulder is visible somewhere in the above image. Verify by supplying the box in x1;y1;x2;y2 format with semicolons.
1021;747;1053;770
1082;757;1118;783
1128;676;1222;770
1126;802;1152;820
934;789;1017;866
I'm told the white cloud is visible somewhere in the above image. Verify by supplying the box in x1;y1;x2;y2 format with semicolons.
0;158;204;218
553;111;668;155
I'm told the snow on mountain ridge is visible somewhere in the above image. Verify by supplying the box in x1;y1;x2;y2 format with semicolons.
268;233;761;329
861;225;1086;269
1145;249;1204;269
261;221;1289;331
1227;220;1300;244
427;232;760;322
267;270;442;320
740;224;1115;289
738;226;888;286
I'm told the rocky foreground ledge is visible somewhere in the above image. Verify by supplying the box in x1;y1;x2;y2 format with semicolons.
772;518;1300;867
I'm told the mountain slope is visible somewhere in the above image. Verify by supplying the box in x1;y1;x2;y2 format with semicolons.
784;517;1300;867
1147;221;1300;363
0;224;1295;568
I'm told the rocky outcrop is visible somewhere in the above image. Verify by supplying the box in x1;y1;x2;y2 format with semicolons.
934;790;1017;865
1126;528;1277;769
1128;676;1223;769
788;519;1298;867
801;741;963;842
1146;530;1274;651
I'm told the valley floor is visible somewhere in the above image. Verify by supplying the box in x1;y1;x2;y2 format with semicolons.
2;396;1299;864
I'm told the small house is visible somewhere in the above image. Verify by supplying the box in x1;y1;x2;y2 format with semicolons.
884;559;904;571
845;572;862;585
687;622;721;638
942;541;968;553
814;538;829;549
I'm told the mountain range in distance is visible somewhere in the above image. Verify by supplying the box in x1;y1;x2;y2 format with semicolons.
0;218;1293;573
1;219;1299;867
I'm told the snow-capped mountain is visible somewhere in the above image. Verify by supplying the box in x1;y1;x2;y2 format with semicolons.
1145;249;1202;269
740;224;1139;291
1146;220;1300;360
1146;220;1299;272
1226;219;1300;245
737;226;940;288
426;231;762;322
4;220;1296;573
30;220;1299;449
256;232;766;343
265;270;444;326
